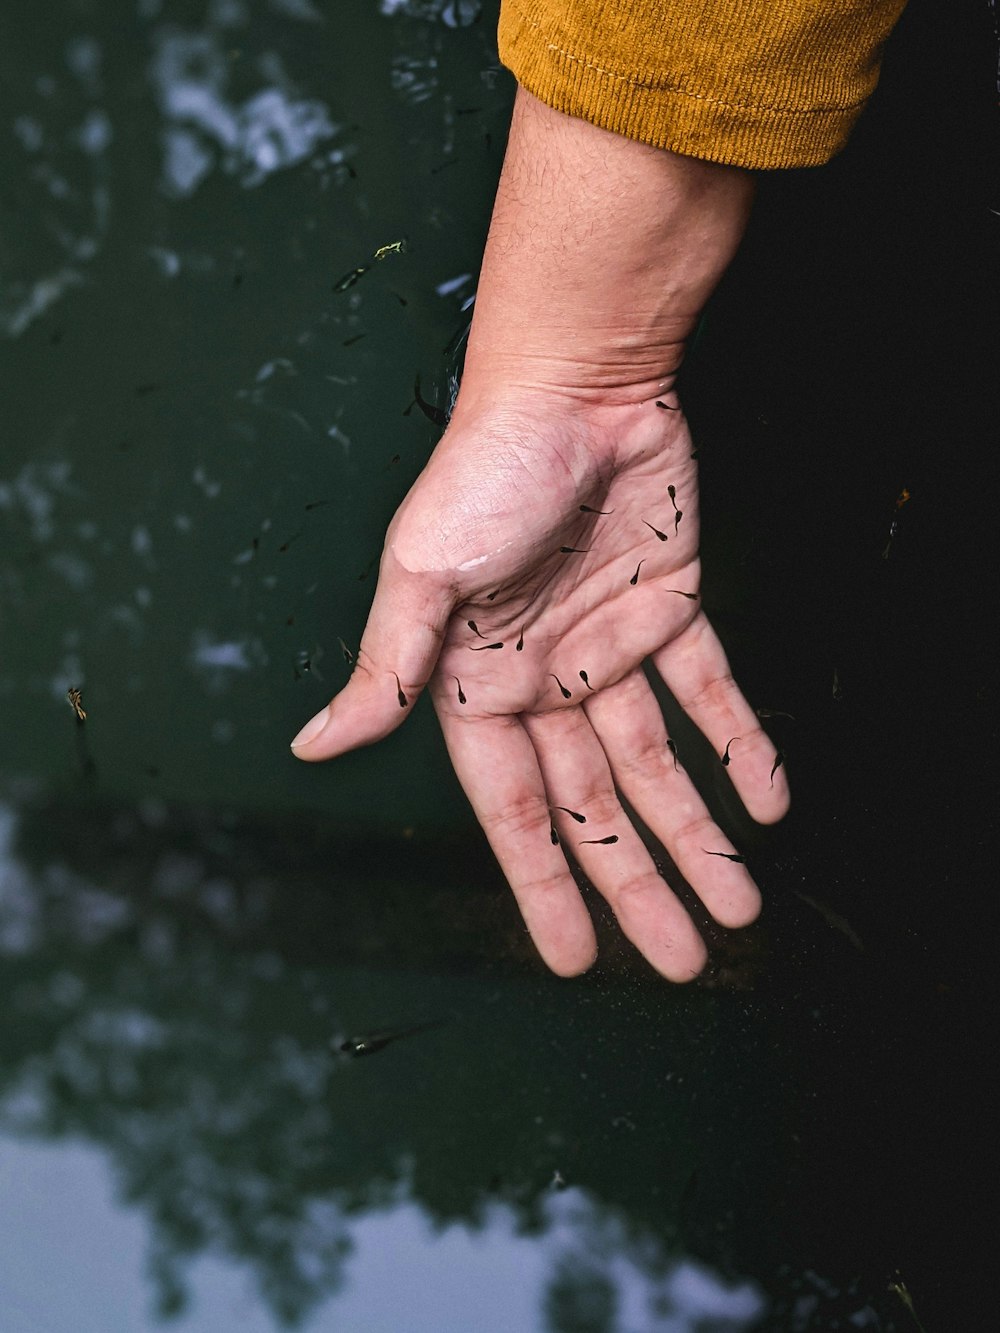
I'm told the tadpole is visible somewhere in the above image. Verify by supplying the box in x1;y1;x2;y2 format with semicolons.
551;674;572;699
551;806;587;824
393;673;408;708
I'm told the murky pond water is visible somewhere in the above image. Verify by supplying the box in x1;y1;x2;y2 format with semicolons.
2;2;997;1330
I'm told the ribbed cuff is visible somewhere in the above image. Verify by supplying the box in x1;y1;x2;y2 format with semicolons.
498;0;908;170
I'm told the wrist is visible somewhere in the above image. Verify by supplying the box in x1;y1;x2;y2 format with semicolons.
458;88;754;410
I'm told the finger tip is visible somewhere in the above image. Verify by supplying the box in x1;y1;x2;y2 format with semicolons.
290;704;332;754
544;941;599;978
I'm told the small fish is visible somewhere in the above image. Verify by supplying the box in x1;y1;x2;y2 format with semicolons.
579;670;594;690
560;546;591;554
795;890;864;952
467;619;487;638
454;677;466;705
666;738;680;771
373;238;407;261
665;588;699;601
769;751;785;786
516;627;525;651
338;1017;440;1058
629;560;645;586
643;520;669;541
551;674;572;699
337;637;354;666
551;806;586;824
756;707;795;721
579;504;614;514
655;400;680;411
470;641;503;651
721;737;740;766
393;673;408;708
67;687;86;722
702;848;746;863
332;264;370;292
580;835;619;846
412;374;448;427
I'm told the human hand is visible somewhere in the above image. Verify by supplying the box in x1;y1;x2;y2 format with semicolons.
290;393;789;980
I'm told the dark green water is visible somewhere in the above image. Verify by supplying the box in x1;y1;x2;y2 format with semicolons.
1;1;997;1329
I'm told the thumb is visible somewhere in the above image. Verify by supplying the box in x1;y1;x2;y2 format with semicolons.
289;549;454;761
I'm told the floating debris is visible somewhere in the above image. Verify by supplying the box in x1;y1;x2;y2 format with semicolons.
67;687;87;722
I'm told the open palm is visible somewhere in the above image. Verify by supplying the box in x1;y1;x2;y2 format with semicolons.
292;397;789;980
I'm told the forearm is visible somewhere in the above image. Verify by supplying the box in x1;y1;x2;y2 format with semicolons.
458;88;754;412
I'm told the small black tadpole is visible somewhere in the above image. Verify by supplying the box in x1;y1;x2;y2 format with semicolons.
467;620;487;638
470;641;504;651
580;835;619;845
454;677;467;705
579;670;594;690
333;264;370;292
668;485;679;510
412;373;449;427
643;520;669;541
629;560;645;586
674;510;683;534
551;805;587;824
486;590;499;601
770;751;785;786
655;400;680;411
666;738;680;771
703;848;746;863
516;627;525;651
721;737;740;766
580;505;614;514
550;825;559;845
551;674;572;699
393;673;409;708
665;588;699;601
560;546;591;554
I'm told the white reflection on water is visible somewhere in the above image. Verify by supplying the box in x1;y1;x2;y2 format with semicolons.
0;1123;768;1333
150;30;339;195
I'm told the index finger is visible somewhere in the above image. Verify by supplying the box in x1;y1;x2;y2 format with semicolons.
433;704;598;977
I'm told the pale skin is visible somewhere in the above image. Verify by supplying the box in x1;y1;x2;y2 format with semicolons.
291;89;790;982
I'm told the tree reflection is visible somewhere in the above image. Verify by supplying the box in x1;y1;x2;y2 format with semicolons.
0;793;904;1330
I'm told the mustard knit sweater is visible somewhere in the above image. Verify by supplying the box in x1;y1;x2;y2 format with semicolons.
498;0;908;169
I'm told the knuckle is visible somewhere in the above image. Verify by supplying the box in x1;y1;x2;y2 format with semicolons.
481;794;549;841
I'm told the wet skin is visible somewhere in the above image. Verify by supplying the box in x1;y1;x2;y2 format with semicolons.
291;398;790;982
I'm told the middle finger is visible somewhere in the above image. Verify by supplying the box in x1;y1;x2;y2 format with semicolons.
522;707;708;981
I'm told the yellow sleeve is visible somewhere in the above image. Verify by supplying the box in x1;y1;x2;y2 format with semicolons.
498;0;908;168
